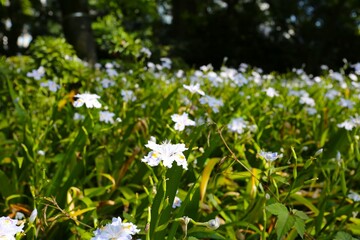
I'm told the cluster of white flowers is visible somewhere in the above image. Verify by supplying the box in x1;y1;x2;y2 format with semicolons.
91;217;139;240
171;112;196;131
142;137;188;170
227;117;257;134
0;216;24;239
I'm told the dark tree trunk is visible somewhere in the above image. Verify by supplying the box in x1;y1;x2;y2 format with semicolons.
58;0;97;65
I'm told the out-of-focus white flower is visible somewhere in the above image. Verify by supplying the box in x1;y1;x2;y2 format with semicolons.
337;116;360;131
199;95;223;113
15;212;25;220
183;83;205;96
91;217;140;240
100;78;115;88
299;95;315;107
37;150;45;156
140;47;152;58
171;112;196;131
227;117;255;134
172;196;182;208
305;107;317;115
99;111;115;124
314;148;323;157
0;216;24;239
29;209;37;224
26;66;45;80
264;87;279;97
40;80;60;92
106;68;118;77
73;93;102;108
329;71;344;82
258;151;283;162
338;98;354;109
121;90;136;102
160;57;172;69
142;137;188;170
349;73;358;81
74;113;85;121
348;191;360;202
325;89;340;100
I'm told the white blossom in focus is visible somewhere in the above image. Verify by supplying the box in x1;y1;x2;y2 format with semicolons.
183;83;205;96
171;112;196;131
91;217;140;240
73;93;102;108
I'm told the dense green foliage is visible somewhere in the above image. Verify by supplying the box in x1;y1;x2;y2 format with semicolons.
0;36;360;239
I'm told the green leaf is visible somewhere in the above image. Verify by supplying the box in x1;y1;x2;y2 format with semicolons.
265;203;288;216
276;213;295;240
293;210;309;220
334;231;356;240
293;216;306;239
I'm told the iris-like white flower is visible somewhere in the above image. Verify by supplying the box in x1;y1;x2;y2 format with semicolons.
99;111;115;124
121;90;136;103
40;80;60;92
199;95;223;113
142;137;188;170
264;87;279;97
26;66;45;80
73;93;102;108
0;216;24;239
183;83;205;96
171;112;196;131
258;151;283;162
91;217;140;240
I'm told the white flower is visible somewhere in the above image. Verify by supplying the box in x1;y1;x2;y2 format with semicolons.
264;87;279;97
73;93;102;108
171;112;196;131
338;98;354;109
305;107;317;115
348;191;360;202
73;113;85;121
199;95;223;113
106;68;118;77
121;90;136;102
26;66;45;80
29;209;38;224
258;151;283;162
206;217;221;230
160;57;172;69
140;47;152;58
183;83;205;96
91;217;140;240
142;138;188;170
337;116;360;131
99;111;115;124
40;80;60;92
37;150;45;156
100;78;115;88
299;95;315;107
0;216;24;239
172;196;182;208
227;117;249;134
325;89;340;100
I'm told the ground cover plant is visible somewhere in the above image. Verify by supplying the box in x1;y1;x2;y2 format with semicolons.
0;37;360;239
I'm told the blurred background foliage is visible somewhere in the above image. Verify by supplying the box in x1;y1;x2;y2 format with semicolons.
1;0;360;73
